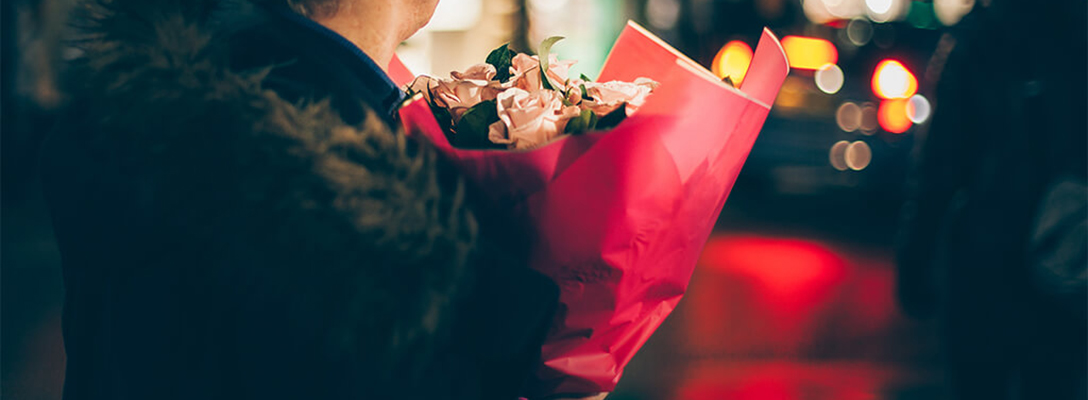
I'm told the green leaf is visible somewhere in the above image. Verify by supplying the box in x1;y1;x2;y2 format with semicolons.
431;103;453;136
596;104;628;131
452;100;502;149
580;73;592;82
486;43;517;83
565;109;599;135
538;36;565;91
579;83;592;101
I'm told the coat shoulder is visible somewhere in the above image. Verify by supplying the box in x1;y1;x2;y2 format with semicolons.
49;0;479;390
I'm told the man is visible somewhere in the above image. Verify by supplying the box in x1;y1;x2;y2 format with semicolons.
41;0;558;398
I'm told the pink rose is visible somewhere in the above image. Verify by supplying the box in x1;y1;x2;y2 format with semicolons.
546;56;579;88
508;53;543;91
451;63;498;82
406;75;438;105
581;77;658;116
488;88;580;150
508;53;579;92
432;77;504;123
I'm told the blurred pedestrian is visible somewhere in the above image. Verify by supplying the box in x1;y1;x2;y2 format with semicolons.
897;0;1087;399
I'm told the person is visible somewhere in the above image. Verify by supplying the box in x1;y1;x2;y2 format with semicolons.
40;0;559;398
896;0;1086;399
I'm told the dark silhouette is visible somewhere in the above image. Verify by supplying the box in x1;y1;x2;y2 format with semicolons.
897;1;1087;399
39;1;557;399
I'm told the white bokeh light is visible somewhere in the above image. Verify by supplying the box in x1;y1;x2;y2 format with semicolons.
875;61;913;99
865;0;893;14
906;95;932;123
866;0;907;23
803;0;837;24
815;64;845;94
935;0;975;26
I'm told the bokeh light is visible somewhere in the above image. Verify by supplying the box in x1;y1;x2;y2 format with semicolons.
815;64;845;94
781;36;839;70
872;59;917;99
878;98;912;133
836;102;862;132
845;141;873;170
860;102;880;134
824;0;846;10
713;40;754;85
823;0;860;19
865;0;893;15
846;18;873;46
646;0;682;30
866;0;907;23
935;0;975;26
830;140;851;171
802;0;837;24
907;1;940;29
906;94;931;123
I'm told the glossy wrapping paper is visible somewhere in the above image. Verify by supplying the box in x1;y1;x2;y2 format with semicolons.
390;22;789;396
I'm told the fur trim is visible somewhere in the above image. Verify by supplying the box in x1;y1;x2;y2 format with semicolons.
65;0;477;381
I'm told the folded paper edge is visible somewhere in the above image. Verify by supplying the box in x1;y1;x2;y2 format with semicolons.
600;21;781;109
738;27;791;108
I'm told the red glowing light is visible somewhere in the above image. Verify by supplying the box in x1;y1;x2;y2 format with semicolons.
872;59;918;99
878;98;912;133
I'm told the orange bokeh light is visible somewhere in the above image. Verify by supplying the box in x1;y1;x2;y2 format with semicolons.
712;40;754;85
878;99;912;133
871;59;918;99
781;36;839;70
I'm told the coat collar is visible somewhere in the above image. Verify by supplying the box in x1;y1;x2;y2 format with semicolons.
261;4;406;119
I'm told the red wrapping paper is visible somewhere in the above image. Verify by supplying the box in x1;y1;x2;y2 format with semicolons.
391;22;789;396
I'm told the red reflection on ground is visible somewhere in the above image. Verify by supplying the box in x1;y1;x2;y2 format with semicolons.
675;361;896;400
699;236;847;297
849;266;896;334
684;236;849;351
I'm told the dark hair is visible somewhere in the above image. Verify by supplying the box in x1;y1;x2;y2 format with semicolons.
293;0;340;17
255;0;339;18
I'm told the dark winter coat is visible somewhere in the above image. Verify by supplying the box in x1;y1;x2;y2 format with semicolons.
40;1;557;399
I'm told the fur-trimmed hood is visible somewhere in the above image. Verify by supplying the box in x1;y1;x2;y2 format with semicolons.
44;0;478;393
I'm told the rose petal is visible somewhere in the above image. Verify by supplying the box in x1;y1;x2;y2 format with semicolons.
452;63;498;81
488;87;570;150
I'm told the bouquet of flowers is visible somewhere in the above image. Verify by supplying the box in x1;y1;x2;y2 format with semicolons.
390;22;789;397
405;37;659;151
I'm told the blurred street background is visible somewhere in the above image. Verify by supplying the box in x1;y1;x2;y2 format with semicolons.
4;0;1083;399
